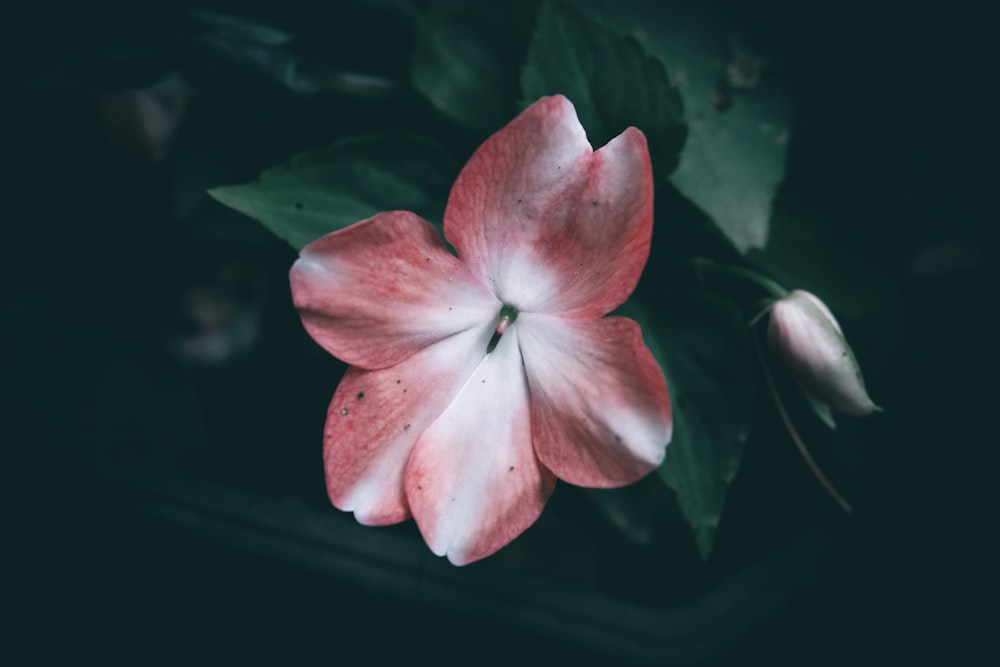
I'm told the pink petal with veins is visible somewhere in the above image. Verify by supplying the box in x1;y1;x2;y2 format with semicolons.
324;323;495;525
445;95;653;318
520;315;672;487
291;211;499;370
405;329;556;565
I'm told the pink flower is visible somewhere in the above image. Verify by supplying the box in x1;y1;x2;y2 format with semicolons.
290;96;672;565
767;290;879;416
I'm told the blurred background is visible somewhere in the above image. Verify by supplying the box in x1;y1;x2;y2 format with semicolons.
0;1;991;664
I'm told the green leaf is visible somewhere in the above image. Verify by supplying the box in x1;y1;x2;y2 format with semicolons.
584;476;676;546
521;1;687;180
410;0;538;132
649;181;745;268
671;100;790;254
572;0;791;253
670;95;790;254
208;134;458;251
803;390;837;430
621;289;753;559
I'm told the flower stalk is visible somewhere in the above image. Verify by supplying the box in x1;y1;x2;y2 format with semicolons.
692;257;789;299
755;335;854;513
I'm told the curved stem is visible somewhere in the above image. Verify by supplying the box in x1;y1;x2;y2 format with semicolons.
755;336;854;514
694;257;789;299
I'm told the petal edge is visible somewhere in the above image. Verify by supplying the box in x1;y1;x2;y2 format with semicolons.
520;315;672;487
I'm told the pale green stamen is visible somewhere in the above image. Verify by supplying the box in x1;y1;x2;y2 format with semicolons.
487;305;518;353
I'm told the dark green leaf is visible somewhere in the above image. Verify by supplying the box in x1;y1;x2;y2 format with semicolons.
621;289;753;558
208;134;458;251
584;476;676;546
649;181;745;269
573;0;791;252
191;9;404;98
521;1;687;180
410;0;538;132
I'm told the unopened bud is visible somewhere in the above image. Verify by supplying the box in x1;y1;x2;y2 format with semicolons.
767;290;879;416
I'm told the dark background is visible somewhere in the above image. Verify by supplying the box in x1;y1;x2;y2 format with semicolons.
1;1;991;664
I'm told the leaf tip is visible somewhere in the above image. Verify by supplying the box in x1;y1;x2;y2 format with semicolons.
693;523;716;561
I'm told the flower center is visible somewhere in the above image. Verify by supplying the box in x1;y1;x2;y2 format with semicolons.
486;305;518;353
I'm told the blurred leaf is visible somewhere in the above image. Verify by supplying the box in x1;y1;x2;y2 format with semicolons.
189;10;295;46
410;0;538;132
621;288;753;558
191;11;401;98
521;1;687;180
208;134;458;250
574;0;791;253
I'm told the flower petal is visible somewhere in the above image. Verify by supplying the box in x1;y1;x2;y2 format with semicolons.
324;323;495;525
445;95;653;318
291;211;500;370
519;314;672;487
404;329;556;565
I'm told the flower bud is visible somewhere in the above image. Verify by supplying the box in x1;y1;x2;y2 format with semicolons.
767;290;879;416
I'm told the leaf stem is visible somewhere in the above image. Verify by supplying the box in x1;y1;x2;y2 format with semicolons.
693;258;789;299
